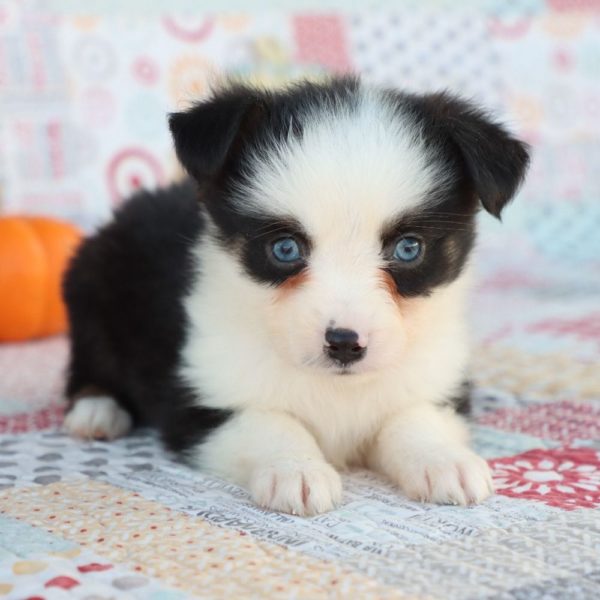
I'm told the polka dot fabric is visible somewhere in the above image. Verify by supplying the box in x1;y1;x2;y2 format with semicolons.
0;548;186;599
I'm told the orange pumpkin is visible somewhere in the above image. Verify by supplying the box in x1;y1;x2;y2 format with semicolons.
0;216;82;342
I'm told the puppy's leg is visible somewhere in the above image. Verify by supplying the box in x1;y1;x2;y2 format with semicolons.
194;410;342;516
64;394;132;441
369;404;493;505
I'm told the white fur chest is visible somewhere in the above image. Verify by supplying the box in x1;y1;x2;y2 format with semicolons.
179;239;471;468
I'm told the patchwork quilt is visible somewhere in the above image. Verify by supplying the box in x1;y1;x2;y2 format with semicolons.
0;252;599;600
1;1;600;598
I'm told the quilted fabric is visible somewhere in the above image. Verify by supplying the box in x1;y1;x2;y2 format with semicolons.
1;1;599;598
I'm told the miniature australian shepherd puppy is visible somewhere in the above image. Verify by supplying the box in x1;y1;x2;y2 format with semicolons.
63;76;529;515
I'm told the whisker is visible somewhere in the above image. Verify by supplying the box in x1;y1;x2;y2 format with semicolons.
301;354;324;369
417;214;474;219
245;226;296;241
176;233;198;244
403;218;475;225
405;225;474;233
410;221;475;227
412;215;474;221
250;220;300;234
420;211;475;217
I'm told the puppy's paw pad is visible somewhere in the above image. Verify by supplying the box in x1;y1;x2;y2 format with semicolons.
399;448;493;506
250;458;342;516
64;396;131;441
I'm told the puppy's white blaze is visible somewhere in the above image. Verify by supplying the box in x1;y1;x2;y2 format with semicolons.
234;89;452;229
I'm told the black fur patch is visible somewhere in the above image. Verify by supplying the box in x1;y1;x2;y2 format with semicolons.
450;380;472;415
381;187;478;297
168;77;360;187
390;89;531;219
376;89;529;297
63;180;231;451
217;213;311;286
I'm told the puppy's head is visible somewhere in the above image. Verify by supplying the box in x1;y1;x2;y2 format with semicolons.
170;77;529;376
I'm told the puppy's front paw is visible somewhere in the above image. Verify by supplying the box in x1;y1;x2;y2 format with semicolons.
249;458;342;516
397;447;494;506
64;396;131;441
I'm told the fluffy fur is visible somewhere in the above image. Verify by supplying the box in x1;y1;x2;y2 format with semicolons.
64;77;529;515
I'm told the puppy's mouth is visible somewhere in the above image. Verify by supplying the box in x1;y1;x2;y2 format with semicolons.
334;365;358;376
326;358;365;376
300;355;363;376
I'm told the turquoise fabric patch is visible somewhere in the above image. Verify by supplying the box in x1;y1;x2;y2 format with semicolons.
0;514;77;560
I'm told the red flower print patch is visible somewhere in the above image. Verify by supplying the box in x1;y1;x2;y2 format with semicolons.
491;447;600;510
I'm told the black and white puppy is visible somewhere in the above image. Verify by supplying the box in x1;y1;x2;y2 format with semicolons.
63;77;529;515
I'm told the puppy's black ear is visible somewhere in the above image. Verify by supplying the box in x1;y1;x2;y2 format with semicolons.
423;92;530;218
169;87;264;181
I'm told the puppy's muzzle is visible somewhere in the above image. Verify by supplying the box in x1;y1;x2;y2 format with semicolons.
324;328;367;366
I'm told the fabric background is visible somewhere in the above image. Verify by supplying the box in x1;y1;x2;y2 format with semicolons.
1;0;599;265
1;2;600;599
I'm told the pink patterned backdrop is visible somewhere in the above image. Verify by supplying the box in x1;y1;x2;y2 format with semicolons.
1;0;599;266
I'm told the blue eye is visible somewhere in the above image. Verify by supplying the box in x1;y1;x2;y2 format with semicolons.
272;237;302;263
393;236;422;262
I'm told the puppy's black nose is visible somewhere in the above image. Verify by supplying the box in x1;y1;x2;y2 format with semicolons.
324;328;366;366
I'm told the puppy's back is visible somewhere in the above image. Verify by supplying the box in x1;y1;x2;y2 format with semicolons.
63;179;203;423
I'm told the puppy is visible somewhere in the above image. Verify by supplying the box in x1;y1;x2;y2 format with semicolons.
63;77;529;515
